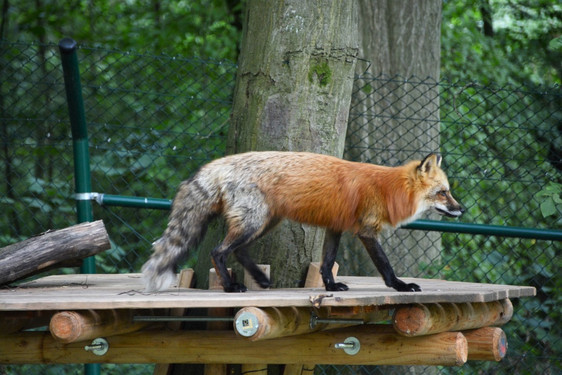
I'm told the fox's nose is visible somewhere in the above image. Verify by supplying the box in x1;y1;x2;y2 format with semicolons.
459;206;465;215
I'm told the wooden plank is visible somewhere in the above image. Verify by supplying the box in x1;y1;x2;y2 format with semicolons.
0;274;536;311
0;325;467;366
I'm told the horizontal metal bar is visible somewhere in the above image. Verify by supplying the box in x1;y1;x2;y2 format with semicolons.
404;220;562;241
90;193;561;241
95;194;172;210
133;315;234;323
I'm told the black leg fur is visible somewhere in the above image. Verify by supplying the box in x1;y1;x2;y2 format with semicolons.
235;248;271;289
358;234;421;292
320;230;348;291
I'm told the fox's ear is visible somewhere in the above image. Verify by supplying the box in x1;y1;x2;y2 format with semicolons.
418;153;442;174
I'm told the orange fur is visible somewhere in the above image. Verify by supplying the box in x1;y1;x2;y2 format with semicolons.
254;154;428;234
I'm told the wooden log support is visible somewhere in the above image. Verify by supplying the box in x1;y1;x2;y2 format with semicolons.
234;305;391;341
393;299;513;337
49;309;149;344
464;327;508;361
0;220;110;285
0;325;468;366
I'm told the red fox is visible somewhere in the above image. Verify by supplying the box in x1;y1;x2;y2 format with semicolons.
142;151;463;293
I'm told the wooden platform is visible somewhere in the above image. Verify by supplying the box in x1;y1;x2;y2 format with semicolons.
0;273;535;311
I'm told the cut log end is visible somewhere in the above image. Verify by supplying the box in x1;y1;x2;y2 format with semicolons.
49;311;84;343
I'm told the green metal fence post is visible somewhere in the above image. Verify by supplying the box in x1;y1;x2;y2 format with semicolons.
59;38;100;375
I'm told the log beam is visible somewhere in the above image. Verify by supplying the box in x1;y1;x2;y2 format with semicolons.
0;325;467;366
464;327;507;361
393;299;513;336
50;309;149;344
234;305;391;341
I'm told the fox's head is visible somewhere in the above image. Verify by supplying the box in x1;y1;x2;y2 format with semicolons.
414;153;464;219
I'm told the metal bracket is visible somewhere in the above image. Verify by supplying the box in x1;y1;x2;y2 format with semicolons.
74;192;103;204
84;337;109;356
334;336;360;355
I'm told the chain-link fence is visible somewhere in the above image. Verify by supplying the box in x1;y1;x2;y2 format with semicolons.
1;41;560;375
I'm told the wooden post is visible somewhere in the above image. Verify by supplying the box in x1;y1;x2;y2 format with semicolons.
0;325;468;366
241;266;270;375
0;220;110;285
153;269;195;375
464;327;507;361
283;262;338;375
205;268;232;375
49;309;148;344
393;299;513;336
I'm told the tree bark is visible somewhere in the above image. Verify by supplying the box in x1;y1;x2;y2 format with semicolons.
195;1;358;290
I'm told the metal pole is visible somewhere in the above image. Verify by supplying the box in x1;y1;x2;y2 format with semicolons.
59;38;100;375
404;219;562;241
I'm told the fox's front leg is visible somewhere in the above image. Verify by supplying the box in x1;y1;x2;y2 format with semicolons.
320;229;348;291
358;233;421;292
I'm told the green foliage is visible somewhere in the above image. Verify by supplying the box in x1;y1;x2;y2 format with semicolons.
537;182;562;218
5;0;242;61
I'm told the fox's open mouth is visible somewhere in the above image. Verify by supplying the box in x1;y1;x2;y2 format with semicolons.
435;207;463;217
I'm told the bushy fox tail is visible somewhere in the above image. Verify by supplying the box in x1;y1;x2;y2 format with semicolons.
142;177;218;292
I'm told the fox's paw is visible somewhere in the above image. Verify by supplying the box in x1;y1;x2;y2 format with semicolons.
224;283;248;293
258;279;271;289
254;275;271;289
325;282;349;292
393;281;422;292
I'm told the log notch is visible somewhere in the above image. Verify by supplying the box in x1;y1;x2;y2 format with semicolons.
0;220;110;285
393;299;513;336
1;325;468;366
49;309;149;344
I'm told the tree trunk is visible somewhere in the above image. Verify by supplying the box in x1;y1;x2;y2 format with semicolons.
195;1;358;293
342;1;442;374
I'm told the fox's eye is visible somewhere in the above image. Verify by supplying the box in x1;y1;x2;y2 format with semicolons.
438;190;448;197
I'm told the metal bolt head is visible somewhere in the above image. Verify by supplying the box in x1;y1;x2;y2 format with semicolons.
334;336;360;355
84;337;109;356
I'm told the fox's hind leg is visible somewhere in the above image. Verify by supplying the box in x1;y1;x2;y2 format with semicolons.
234;248;271;289
211;192;275;292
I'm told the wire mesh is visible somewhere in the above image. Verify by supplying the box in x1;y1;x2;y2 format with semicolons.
1;41;560;375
